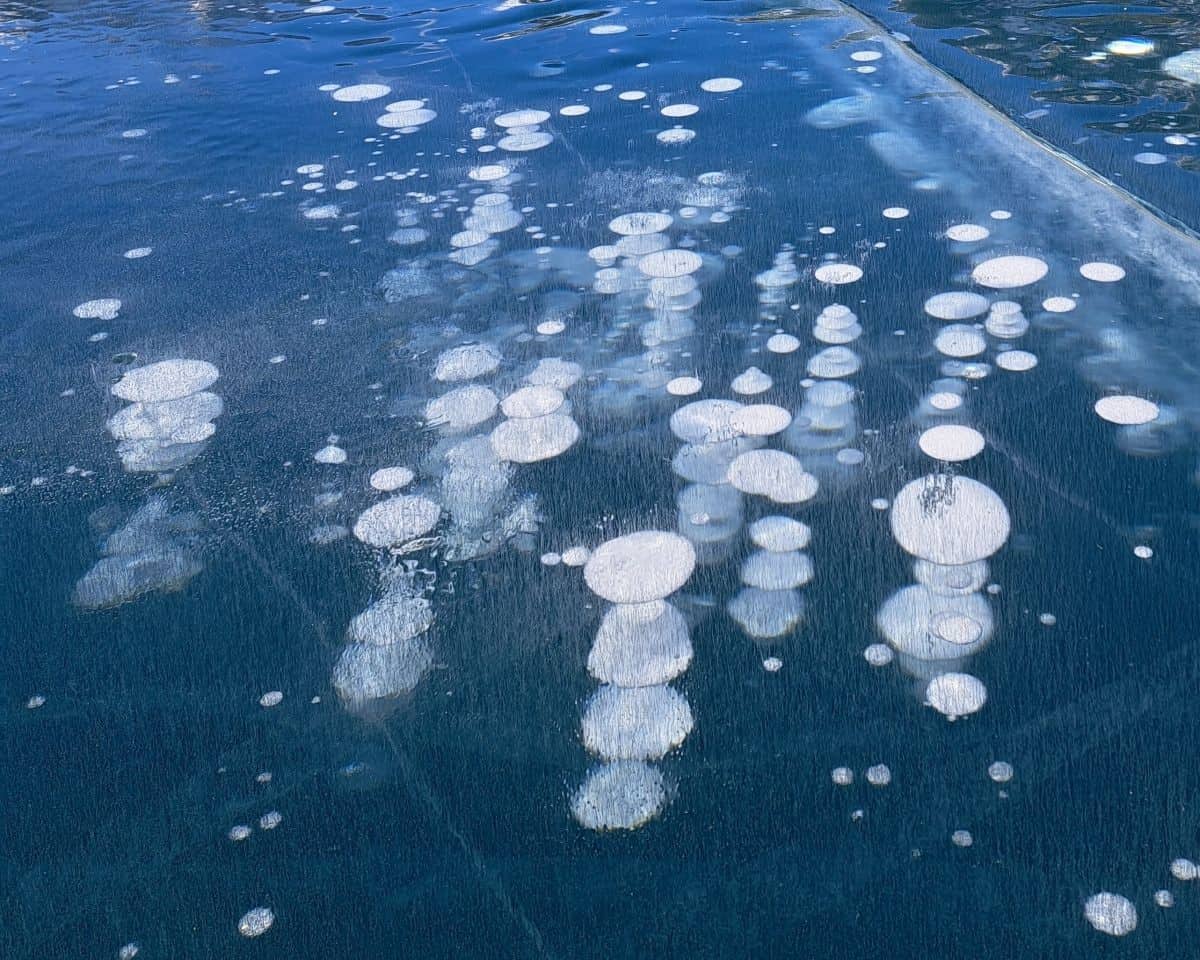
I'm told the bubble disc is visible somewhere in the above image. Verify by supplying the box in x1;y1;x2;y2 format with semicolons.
813;263;863;284
494;109;550;128
331;83;391;102
581;684;694;760
1094;395;1159;425
890;475;1010;565
638;248;702;278
1084;893;1138;936
583;531;696;604
925;672;987;719
609;211;673;236
971;255;1048;289
111;359;219;402
571;760;666;831
918;425;985;462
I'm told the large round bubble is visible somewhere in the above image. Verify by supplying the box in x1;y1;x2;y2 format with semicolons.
584;531;696;603
890;476;1010;565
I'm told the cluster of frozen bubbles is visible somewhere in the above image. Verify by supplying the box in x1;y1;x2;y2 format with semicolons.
331;339;584;715
865;278;1024;715
570;531;697;830
74;359;222;608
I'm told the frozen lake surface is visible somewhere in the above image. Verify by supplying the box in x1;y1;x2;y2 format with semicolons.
1;1;1199;957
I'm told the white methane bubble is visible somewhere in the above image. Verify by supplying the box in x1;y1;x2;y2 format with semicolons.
728;449;819;504
945;223;990;242
748;516;811;552
889;475;1011;565
924;672;988;719
332;637;433;712
727;587;804;639
924;292;989;321
571;761;668;831
730;367;773;396
588;602;693;687
576;531;697;829
876;584;993;660
934;325;988;358
700;77;743;93
583;532;696;604
330;83;391;102
741;550;814;590
971;255;1049;289
425;385;499;433
1162;49;1200;83
995;350;1038;372
111;359;219;403
106;360;223;473
434;344;502;382
352;495;440;548
1084;893;1138;936
581;684;694;761
500;386;565;419
1094;395;1159;425
490;413;580;463
1079;261;1126;283
237;907;275;938
73;498;203;609
370;466;415;491
918;425;986;462
73;298;121;320
314;444;347;465
813;263;863;285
